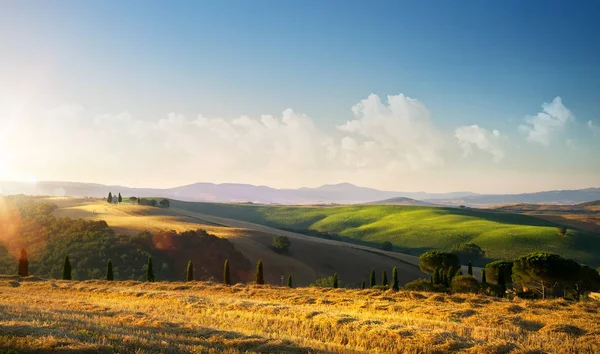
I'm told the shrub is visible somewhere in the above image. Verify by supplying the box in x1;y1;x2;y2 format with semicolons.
380;241;393;251
272;236;291;253
404;279;445;292
419;251;460;274
451;275;480;293
311;275;344;288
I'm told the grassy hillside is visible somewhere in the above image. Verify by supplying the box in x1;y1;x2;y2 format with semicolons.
172;201;600;266
5;197;426;287
1;278;599;353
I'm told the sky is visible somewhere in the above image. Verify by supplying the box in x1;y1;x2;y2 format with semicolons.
0;1;599;193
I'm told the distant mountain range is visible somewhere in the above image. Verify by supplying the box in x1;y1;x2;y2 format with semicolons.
1;180;599;206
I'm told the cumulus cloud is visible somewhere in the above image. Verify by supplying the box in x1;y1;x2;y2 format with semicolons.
0;93;445;186
337;94;443;171
588;120;600;136
454;125;505;163
519;97;574;145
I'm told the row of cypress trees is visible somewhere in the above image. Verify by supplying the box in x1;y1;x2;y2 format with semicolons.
361;267;400;290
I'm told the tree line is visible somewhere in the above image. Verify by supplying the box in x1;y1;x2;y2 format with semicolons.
106;193;170;208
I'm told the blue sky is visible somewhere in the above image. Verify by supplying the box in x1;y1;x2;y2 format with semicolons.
0;1;599;193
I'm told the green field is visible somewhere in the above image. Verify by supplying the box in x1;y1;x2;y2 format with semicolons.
171;201;600;266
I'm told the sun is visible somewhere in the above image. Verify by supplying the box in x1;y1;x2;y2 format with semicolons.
27;175;37;184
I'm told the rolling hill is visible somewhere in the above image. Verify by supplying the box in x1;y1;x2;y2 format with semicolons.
42;197;427;287
365;196;438;206
171;201;600;267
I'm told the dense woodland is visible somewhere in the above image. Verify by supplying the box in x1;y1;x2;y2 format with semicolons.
0;196;250;281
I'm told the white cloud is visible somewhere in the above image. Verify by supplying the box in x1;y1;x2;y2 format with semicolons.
588;120;600;136
337;94;443;171
0;93;445;187
519;97;574;145
454;125;505;163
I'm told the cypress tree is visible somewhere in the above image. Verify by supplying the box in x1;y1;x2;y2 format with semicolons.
63;255;71;280
106;259;114;281
107;192;112;203
481;269;487;284
18;249;28;277
361;280;366;289
224;259;231;285
455;268;463;277
468;261;473;276
432;267;440;285
118;193;123;203
146;257;155;282
498;271;506;295
287;274;293;288
391;267;399;291
370;269;376;288
381;270;388;286
442;271;448;287
332;273;338;288
186;260;194;281
255;259;264;284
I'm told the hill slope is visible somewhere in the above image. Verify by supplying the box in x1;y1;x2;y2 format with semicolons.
1;279;598;353
44;197;426;286
172;201;600;266
365;196;438;206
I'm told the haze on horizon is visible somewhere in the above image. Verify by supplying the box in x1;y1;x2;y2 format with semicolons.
1;1;599;194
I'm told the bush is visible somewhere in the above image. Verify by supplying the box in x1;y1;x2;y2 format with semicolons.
451;275;480;293
159;199;170;208
272;236;291;253
404;279;446;292
311;275;344;288
380;241;393;251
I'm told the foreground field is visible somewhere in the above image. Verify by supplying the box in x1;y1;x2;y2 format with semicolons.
171;201;600;266
44;197;427;286
1;278;599;353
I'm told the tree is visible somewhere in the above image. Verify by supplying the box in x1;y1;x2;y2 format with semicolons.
332;273;338;288
255;259;264;284
146;257;155;282
18;249;28;277
63;256;71;280
571;264;600;300
381;241;393;251
224;259;231;285
467;261;473;276
447;266;459;285
159;198;170;208
272;236;291;253
106;259;114;281
186;260;194;281
485;260;513;285
361;280;366;289
370;269;376;288
381;270;388;286
419;251;460;274
107;192;113;203
391;267;399;291
432;267;441;285
130;196;138;203
451;243;485;262
497;271;506;295
481;269;487;284
118;193;122;203
311;275;343;288
512;252;573;299
557;226;568;236
287;275;293;288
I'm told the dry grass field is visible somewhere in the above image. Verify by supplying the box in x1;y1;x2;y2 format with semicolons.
1;277;599;353
44;197;427;286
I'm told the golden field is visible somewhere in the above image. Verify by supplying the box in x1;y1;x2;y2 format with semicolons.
1;277;599;353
